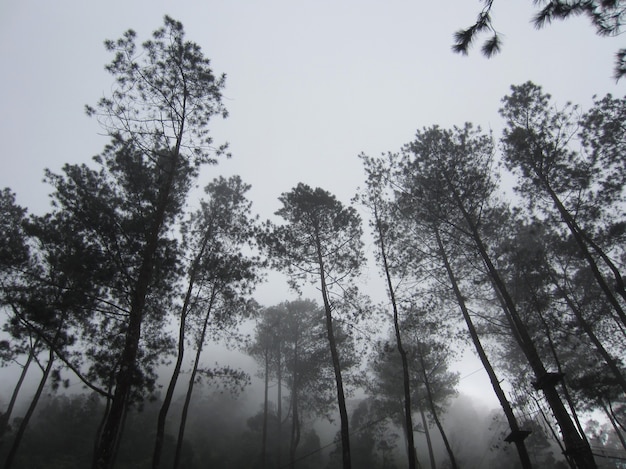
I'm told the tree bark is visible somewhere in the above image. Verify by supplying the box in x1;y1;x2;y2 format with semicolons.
419;405;436;469
373;203;418;469
173;287;217;469
4;346;54;469
435;227;533;469
549;271;626;395
543;180;626;327
277;343;283;469
315;233;351;469
153;231;211;469
0;337;38;447
94;147;182;469
289;338;300;469
449;188;597;469
603;403;626;451
416;338;458;469
536;306;588;444
262;346;269;469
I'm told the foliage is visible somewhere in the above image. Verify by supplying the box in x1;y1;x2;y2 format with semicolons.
453;1;626;78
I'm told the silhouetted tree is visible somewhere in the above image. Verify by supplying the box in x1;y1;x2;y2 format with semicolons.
78;16;229;469
397;124;596;468
270;183;365;469
153;175;261;469
500;83;626;324
359;157;418;469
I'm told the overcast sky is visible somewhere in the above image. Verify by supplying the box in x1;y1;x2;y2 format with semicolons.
1;1;624;404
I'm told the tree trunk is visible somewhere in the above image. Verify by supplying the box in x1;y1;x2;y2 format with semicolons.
93;374;115;469
536;305;588;443
277;344;283;469
153;230;212;469
435;227;533;469
374;204;418;469
0;337;38;446
543;180;626;327
261;346;270;469
4;346;54;469
419;405;436;469
449;189;597;469
549;271;626;395
416;338;458;469
315;234;351;469
153;271;196;468
289;339;299;469
603;403;626;451
93;146;182;469
531;394;574;468
96;175;179;469
579;229;626;303
173;287;217;469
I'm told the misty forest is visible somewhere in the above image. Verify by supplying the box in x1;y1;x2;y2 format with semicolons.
1;5;626;469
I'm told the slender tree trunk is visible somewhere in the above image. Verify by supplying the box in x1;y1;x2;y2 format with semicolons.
531;394;575;468
0;338;38;446
153;230;212;469
277;344;283;469
543;181;626;327
315;234;351;469
93;372;116;469
373;203;418;469
435;228;533;469
602;403;626;451
153;271;196;468
549;271;626;395
579;230;626;303
261;346;270;469
449;189;597;469
534;304;588;444
111;403;129;469
416;338;458;469
608;401;626;433
4;346;54;469
289;339;299;469
173;287;217;469
419;405;436;469
11;305;110;397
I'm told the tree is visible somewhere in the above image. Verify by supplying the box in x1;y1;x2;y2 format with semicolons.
0;188;32;444
395;124;596;467
249;299;347;468
0;190;113;466
248;303;288;469
269;183;365;469
362;144;534;467
45;16;229;468
327;400;394;469
0;393;104;468
497;220;626;398
359;158;418;469
453;0;626;79
367;308;459;469
153;175;261;469
281;299;343;468
413;320;459;469
500;83;626;329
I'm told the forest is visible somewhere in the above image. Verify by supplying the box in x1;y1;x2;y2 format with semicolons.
1;8;625;469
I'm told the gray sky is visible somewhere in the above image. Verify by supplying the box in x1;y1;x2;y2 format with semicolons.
0;1;624;404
